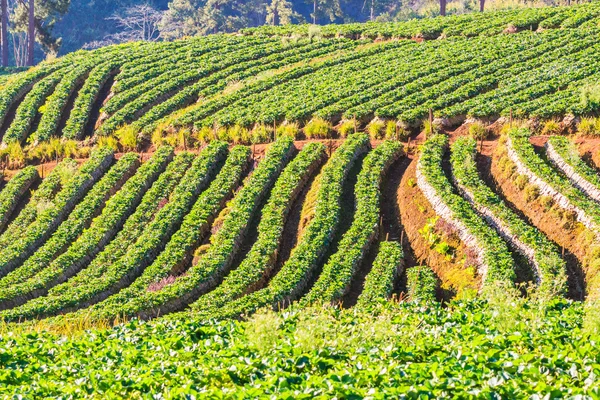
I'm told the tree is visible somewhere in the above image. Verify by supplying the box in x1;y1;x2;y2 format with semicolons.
266;0;294;25
26;0;32;65
440;0;446;16
10;0;70;64
107;4;163;43
306;0;342;24
1;0;7;67
480;0;485;12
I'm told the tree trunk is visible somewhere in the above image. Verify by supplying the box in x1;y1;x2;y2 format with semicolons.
313;0;316;24
27;0;34;66
440;0;446;16
370;0;374;21
480;0;485;12
1;0;7;67
273;5;279;25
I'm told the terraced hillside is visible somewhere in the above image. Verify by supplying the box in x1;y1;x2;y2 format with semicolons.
0;2;598;161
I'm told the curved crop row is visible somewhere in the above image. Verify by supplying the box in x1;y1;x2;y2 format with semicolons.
0;147;173;312
135;40;356;135
356;241;404;307
506;129;600;236
83;144;254;321
84;137;295;321
0;62;67;129
31;65;95;143
0;147;114;278
0;166;38;232
192;142;326;317
97;38;289;135
0;159;77;248
2;70;67;144
546;136;600;204
205;134;370;320
62;61;120;140
0;152;140;310
41;142;228;318
451;136;566;296
302;140;403;305
416;134;515;288
4;151;195;321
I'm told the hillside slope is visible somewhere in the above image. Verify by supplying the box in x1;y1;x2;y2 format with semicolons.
0;2;598;152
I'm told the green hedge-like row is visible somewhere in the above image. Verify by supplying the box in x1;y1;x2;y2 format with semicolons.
508;129;600;228
356;241;404;307
0;166;38;232
209;134;370;320
0;158;77;249
32;65;94;143
547;136;600;193
0;147;114;278
418;134;515;287
0;62;66;128
135;40;351;136
88;137;295;320
48;142;228;320
451;136;566;296
3;70;67;144
0;147;173;315
0;152;141;309
97;37;285;135
6;151;194;321
62;62;120;140
192;142;326;317
93;145;253;319
302;140;402;305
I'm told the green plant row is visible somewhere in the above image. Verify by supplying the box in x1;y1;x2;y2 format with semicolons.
2;69;68;144
135;40;356;136
302;140;403;305
101;36;276;116
87;144;253;321
0;61;69;128
356;241;404;307
0;147;174;315
417;134;515;287
106;39;350;137
32;65;97;143
406;265;438;303
208;133;370;320
62;43;172;141
0;147;114;278
62;61;120;140
97;37;290;135
508;128;600;231
0;158;77;248
546;136;600;202
110;36;233;93
4;151;195;321
109;39;199;84
191;142;326;317
45;142;228;320
206;32;541;126
450;136;566;296
86;137;295;321
202;41;418;127
168;41;399;131
0;152;141;310
441;32;598;118
0;166;38;232
375;31;585;123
